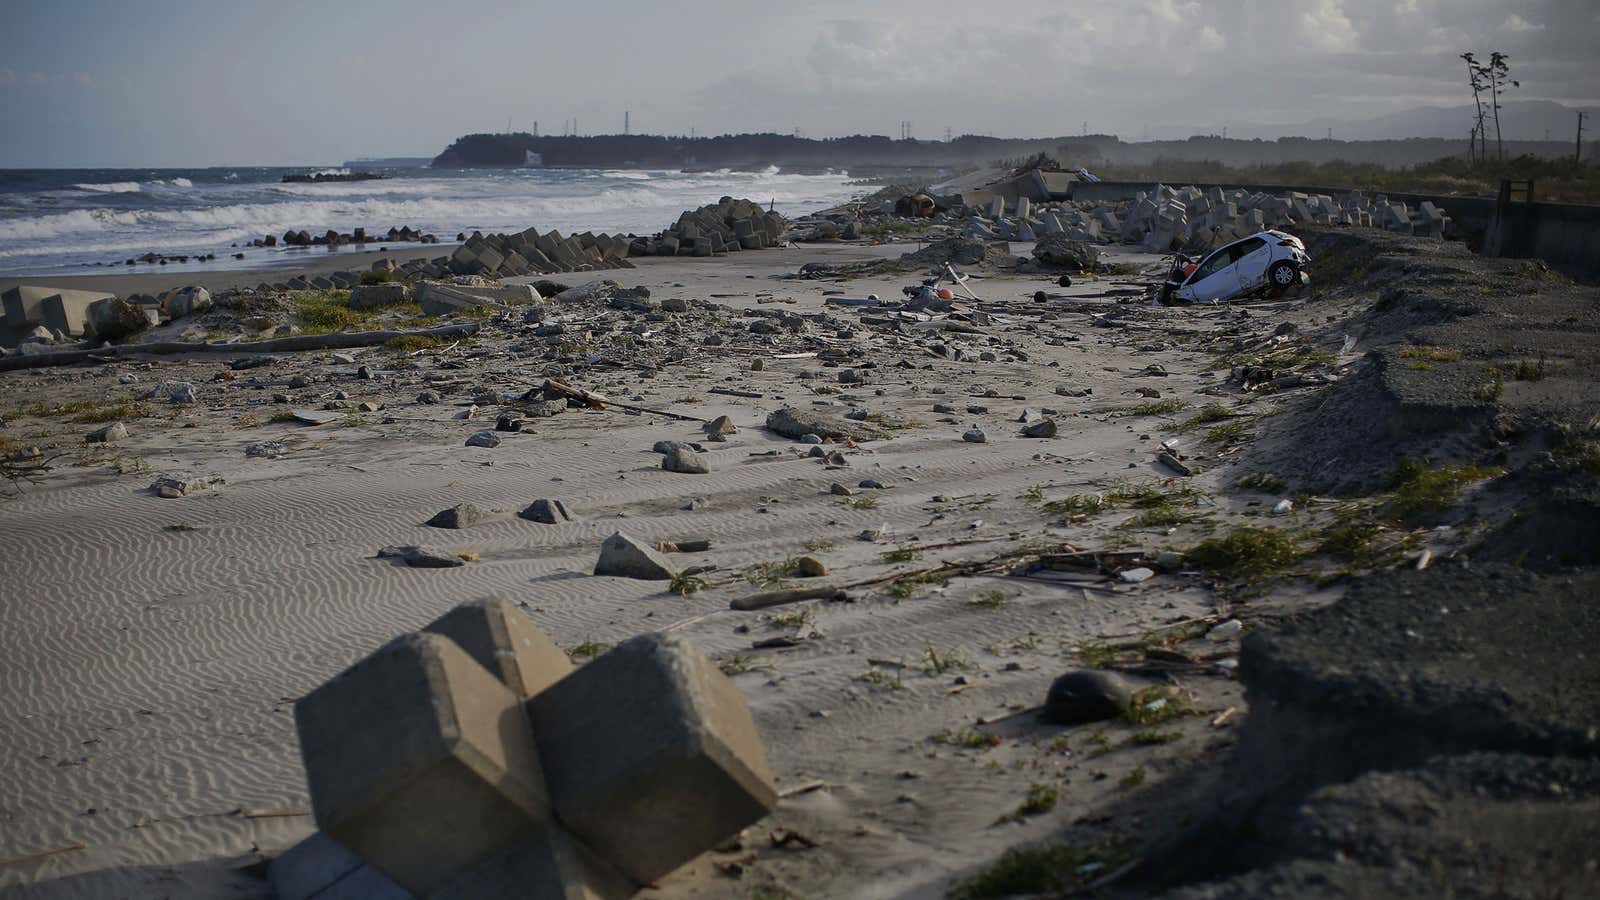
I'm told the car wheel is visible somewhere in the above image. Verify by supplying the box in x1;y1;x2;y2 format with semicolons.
1268;260;1298;291
1057;274;1073;288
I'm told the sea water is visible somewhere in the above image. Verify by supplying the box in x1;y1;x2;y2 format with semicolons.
0;166;860;277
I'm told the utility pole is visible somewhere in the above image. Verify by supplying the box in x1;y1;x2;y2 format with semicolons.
625;111;630;135
944;126;952;142
1222;125;1228;140
533;120;539;137
1578;111;1588;164
1082;120;1087;136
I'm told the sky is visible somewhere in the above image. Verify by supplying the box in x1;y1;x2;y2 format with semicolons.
1;0;1596;167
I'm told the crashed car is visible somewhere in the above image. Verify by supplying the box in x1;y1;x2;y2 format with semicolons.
1158;230;1310;305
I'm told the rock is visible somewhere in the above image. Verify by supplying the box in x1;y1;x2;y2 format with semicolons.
859;479;887;490
348;282;411;308
465;430;501;448
376;545;465;568
795;556;828;578
829;483;855;496
593;531;677;580
146;381;197;404
518;499;574;525
424;503;489;529
766;407;889;443
663;448;710;474
1119;567;1156;583
231;355;275;370
245;440;286;459
162;285;211;319
151;473;222;498
799;433;823;445
85;422;128;443
823;450;848;466
962;427;987;443
495;414;524;432
416;391;441;404
1042;670;1133;724
1054;386;1091;397
703;415;737;437
1021;419;1058;438
1031;234;1100;270
652;440;704;455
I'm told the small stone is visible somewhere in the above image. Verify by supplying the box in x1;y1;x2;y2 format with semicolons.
86;422;128;443
823;450;848;466
932;403;956;414
454;405;480;420
653;440;704;455
1135;387;1161;399
859;479;887;490
146;381;196;404
1042;670;1133;725
1021;419;1058;438
829;483;855;496
703;415;738;437
465;430;501;448
750;359;764;371
1054;386;1091;398
495;414;525;432
288;375;312;389
358;402;381;413
799;433;823;445
417;391;440;404
795;556;828;578
662;448;710;474
424;503;488;529
962;427;987;443
1118;567;1155;583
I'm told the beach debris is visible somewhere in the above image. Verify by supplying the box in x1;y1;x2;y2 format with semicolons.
519;499;575;525
1118;567;1156;584
766;407;888;443
291;409;343;426
465;430;501;448
146;381;197;404
1157;451;1193;476
150;473;222;498
376;545;466;568
1041;670;1133;724
245;440;286;459
795;556;828;578
662;448;710;475
424;503;489;529
594;531;677;580
85;422;128;443
1207;619;1244;641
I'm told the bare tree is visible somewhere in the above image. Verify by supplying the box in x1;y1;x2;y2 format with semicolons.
1480;52;1520;159
1461;52;1488;163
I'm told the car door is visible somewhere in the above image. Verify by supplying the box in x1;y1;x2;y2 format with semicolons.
1229;237;1272;291
1180;247;1241;302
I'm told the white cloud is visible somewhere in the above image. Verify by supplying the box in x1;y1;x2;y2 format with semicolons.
1501;14;1542;32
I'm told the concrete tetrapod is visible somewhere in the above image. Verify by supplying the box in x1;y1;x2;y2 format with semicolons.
525;633;779;884
294;633;550;897
422;597;573;699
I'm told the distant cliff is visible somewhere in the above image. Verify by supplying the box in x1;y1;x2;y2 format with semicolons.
430;132;1575;172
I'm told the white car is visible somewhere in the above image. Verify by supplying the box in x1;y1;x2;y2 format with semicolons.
1160;230;1310;304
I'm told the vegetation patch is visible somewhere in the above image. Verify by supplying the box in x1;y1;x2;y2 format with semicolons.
948;842;1129;900
1184;526;1302;579
1398;345;1462;363
1385;457;1498;522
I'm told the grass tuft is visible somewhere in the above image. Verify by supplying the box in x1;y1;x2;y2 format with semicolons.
1184;526;1302;580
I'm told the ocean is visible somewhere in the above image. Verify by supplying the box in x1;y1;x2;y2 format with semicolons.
0;166;862;278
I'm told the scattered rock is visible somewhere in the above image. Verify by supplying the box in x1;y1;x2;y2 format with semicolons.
593;531;677;580
146;381;197;404
766;407;888;443
1119;567;1156;583
518;499;575;525
465;430;501;448
245;440;286;459
1021;419;1058;438
85;422;128;443
703;415;738;437
663;448;710;474
795;556;828;578
1042;670;1133;724
962;427;987;443
424;503;489;529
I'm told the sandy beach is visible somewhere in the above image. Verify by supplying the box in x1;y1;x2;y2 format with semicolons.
2;215;1596;900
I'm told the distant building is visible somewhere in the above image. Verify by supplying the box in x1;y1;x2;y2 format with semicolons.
523;150;544;168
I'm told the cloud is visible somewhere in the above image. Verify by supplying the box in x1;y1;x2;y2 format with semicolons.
1501;14;1542;32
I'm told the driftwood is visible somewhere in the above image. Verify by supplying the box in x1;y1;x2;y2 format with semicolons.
0;323;482;372
541;379;705;423
730;586;849;612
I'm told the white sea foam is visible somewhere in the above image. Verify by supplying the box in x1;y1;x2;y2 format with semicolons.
73;182;142;193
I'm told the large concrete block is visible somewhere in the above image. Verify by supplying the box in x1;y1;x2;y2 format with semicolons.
422;598;572;699
525;633;778;884
269;832;410;900
295;633;550;897
41;289;117;336
430;828;635;900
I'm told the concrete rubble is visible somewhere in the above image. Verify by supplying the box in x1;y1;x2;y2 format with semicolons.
281;601;776;899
